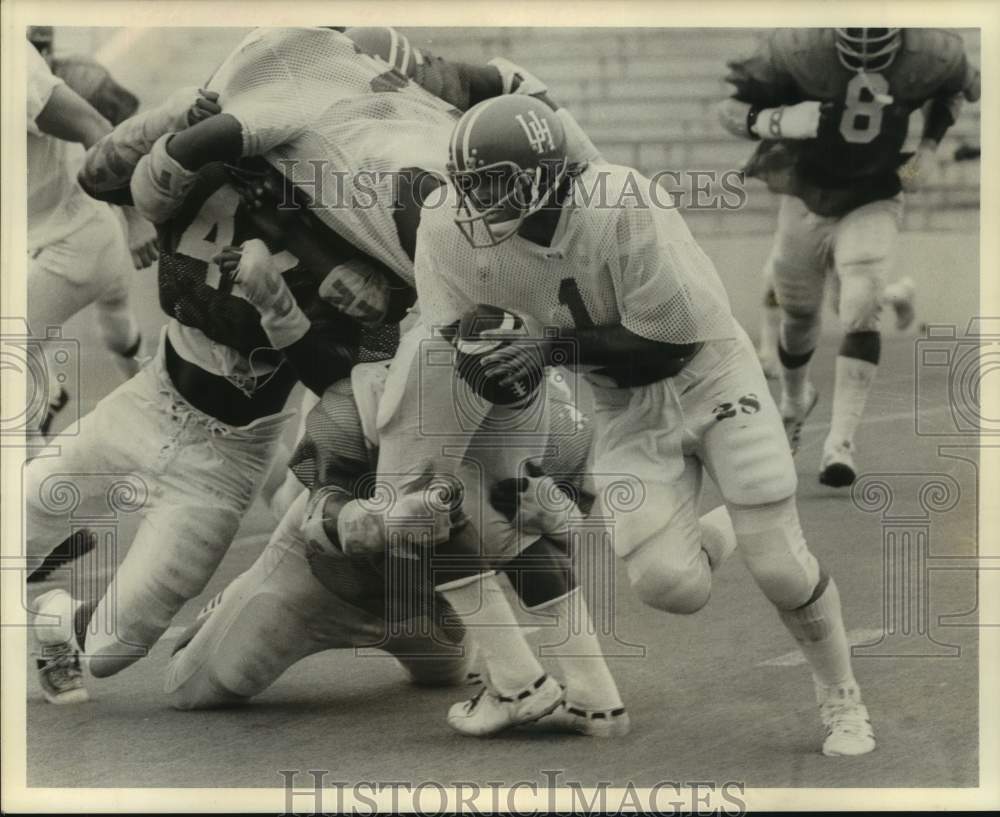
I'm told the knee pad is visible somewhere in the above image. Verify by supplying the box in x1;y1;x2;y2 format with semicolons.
625;544;711;615
730;497;819;610
837;265;883;332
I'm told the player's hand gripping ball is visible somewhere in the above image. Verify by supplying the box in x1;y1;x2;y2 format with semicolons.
450;305;544;409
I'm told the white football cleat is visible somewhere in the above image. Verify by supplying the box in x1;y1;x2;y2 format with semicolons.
779;382;819;455
883;276;916;331
819;685;875;757
533;700;631;738
819;438;858;487
447;674;563;737
33;589;88;705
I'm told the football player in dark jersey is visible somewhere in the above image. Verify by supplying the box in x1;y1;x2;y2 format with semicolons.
718;28;980;485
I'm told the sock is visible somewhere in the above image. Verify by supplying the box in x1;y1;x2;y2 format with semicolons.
828;342;878;449
778;575;856;699
531;587;623;710
437;573;545;696
34;590;84;649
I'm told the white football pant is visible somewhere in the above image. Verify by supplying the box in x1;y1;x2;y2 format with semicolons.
25;333;294;677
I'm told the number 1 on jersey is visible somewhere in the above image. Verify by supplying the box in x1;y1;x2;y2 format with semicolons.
558;278;595;328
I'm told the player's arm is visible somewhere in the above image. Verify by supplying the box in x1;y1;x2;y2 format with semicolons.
79;87;221;205
488;207;702;389
28;42;111;148
901;42;981;192
215;240;354;396
717;31;824;141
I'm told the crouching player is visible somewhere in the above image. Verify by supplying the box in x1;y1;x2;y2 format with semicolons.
414;95;876;756
164;349;631;738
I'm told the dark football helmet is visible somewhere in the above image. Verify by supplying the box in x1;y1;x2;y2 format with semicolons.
447;95;570;248
834;28;902;73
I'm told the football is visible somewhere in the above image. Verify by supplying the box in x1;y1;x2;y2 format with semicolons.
450;304;543;408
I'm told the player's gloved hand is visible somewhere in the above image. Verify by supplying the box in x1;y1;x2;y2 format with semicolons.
121;205;159;269
753;100;827;140
130;133;199;223
187;88;221;126
214;238;310;348
337;491;453;557
490;461;580;537
898;141;939;193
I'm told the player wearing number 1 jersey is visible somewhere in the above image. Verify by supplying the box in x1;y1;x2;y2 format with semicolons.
413;95;876;755
719;28;981;485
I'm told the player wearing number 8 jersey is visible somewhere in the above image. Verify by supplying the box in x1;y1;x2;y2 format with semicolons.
414;95;876;755
718;28;981;485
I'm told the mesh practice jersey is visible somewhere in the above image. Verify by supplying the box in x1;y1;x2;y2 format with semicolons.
207;27;461;283
414;164;735;360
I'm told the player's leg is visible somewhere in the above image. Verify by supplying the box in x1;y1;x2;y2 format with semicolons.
822;196;903;486
377;326;563;733
164;492;380;708
91;205;145;380
757;273;781;379
505;536;629;737
35;350;293;683
588;377;713;614
767;195;833;453
697;328;874;756
26;240;102;436
27;363;169;703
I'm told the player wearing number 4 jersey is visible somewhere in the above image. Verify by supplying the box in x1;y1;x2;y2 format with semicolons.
414;95;875;756
719;28;980;484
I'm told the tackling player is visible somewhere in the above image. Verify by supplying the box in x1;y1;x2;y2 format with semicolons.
718;28;981;484
412;95;876;756
163;356;622;741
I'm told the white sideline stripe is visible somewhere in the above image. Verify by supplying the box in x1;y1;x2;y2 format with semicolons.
758;628;886;667
94;28;150;68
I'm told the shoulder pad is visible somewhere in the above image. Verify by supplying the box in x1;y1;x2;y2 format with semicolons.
892;29;969;100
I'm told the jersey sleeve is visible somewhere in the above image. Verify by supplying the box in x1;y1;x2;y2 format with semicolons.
26;42;63;136
724;31;800;107
611;204;734;345
412;204;476;332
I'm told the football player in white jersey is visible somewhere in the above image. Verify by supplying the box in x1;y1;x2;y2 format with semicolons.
411;95;876;756
25;39;155;437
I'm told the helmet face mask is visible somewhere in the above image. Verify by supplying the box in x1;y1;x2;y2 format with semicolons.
447;96;570;249
834;27;902;73
449;158;565;248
